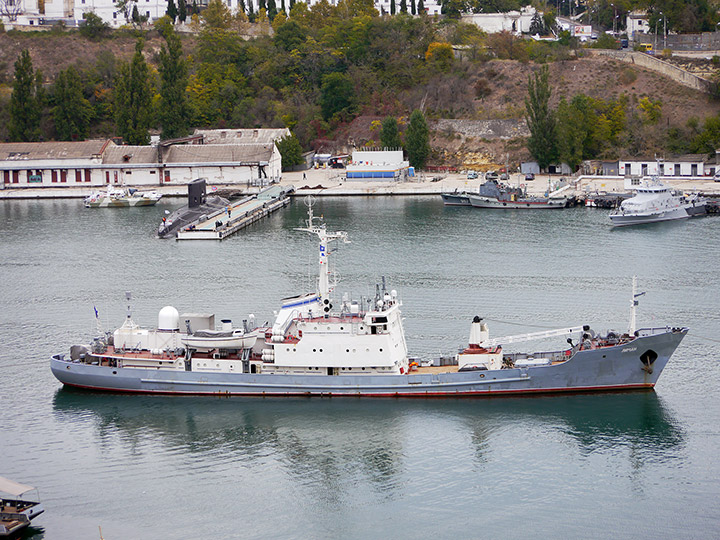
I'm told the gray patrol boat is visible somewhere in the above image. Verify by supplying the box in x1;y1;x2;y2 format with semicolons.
51;207;686;397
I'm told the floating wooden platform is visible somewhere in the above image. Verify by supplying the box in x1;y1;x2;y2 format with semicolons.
176;185;293;240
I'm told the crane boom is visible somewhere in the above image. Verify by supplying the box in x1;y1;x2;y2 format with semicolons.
481;325;586;348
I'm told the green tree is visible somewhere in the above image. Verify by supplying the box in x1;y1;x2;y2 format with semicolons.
417;0;424;13
132;4;140;24
405;109;430;169
276;134;304;169
399;0;407;12
425;42;454;71
80;12;110;39
52;66;93;141
267;0;278;20
202;0;232;28
411;0;416;15
320;72;355;120
9;50;42;142
115;39;153;146
274;19;307;51
158;27;190;139
390;0;395;14
178;0;187;22
555;98;585;172
524;65;557;170
167;0;178;22
380;116;402;149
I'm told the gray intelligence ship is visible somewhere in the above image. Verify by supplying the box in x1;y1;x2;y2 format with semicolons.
51;206;687;397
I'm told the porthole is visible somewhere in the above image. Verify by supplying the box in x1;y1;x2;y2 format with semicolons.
346;349;350;353
362;367;366;370
379;348;383;352
320;349;323;352
340;326;344;330
480;374;484;378
112;370;117;375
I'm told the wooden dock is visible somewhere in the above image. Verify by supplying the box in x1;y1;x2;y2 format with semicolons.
176;185;293;240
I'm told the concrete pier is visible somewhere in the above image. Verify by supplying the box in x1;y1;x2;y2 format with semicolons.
176;185;293;241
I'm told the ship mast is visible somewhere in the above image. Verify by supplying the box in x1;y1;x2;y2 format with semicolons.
628;276;645;335
295;197;349;300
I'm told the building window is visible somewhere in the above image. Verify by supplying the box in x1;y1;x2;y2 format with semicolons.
146;10;150;17
3;171;9;184
164;170;171;182
60;170;67;183
28;170;42;183
113;12;117;18
75;170;82;182
51;170;58;183
85;169;91;182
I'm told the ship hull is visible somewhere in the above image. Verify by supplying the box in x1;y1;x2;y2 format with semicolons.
51;328;687;397
440;193;471;206
85;197;160;208
468;195;566;209
610;206;690;226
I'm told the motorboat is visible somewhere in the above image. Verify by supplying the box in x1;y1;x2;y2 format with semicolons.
610;177;707;226
466;180;567;209
0;477;44;539
84;185;162;208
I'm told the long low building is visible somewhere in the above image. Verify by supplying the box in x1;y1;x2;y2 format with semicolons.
0;136;282;189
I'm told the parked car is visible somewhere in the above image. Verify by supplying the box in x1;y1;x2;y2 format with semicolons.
467;171;478;179
524;173;535;181
485;171;499;181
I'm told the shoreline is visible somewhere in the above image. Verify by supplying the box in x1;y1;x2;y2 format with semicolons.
2;170;720;200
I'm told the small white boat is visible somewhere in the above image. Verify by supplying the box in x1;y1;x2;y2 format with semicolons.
610;177;707;226
0;477;44;538
84;185;162;208
182;328;258;351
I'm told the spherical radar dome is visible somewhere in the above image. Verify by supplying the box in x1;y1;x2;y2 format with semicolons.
158;306;180;331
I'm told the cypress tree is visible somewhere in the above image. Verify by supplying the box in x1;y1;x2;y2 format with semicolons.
115;39;153;146
178;0;187;21
267;0;277;20
525;65;558;171
158;27;190;140
405;109;430;169
399;0;407;13
9;50;41;142
417;0;424;13
380;117;402;150
390;0;395;15
167;0;178;22
411;0;416;15
52;66;93;141
131;4;140;23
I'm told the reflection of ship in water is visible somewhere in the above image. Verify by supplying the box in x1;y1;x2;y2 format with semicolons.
52;388;683;474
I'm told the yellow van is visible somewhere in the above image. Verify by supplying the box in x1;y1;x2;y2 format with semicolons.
639;43;653;52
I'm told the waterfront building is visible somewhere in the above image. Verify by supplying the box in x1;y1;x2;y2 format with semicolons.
619;155;707;177
0;132;283;189
345;149;411;180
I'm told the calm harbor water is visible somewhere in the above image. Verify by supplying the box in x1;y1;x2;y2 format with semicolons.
1;196;719;539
